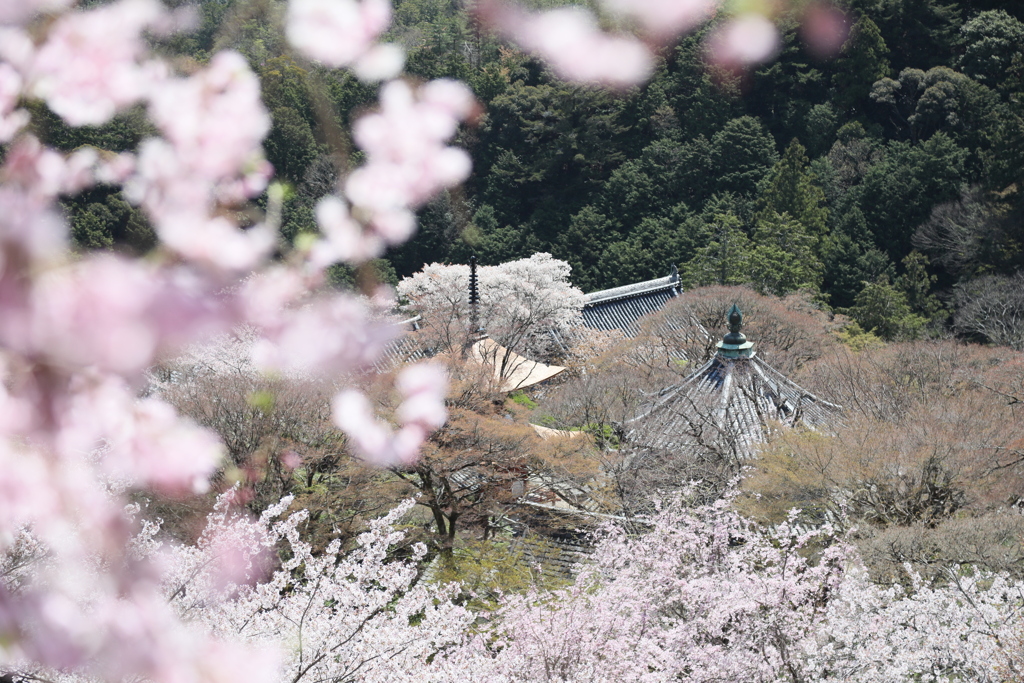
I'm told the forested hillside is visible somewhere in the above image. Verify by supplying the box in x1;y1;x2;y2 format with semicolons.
46;0;1024;343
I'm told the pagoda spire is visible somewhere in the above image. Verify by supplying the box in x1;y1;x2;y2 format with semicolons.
469;255;479;334
716;304;754;359
467;255;487;341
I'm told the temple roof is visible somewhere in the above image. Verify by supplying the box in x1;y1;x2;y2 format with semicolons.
581;267;681;337
627;306;841;459
472;337;566;391
372;316;430;373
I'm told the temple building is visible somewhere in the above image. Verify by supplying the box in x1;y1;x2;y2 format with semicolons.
388;265;845;576
626;305;841;461
579;266;682;336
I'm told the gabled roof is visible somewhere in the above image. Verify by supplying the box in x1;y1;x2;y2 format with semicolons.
531;424;588;440
581;268;681;337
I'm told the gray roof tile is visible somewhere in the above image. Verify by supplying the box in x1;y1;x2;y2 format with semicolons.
627;353;842;459
580;273;681;337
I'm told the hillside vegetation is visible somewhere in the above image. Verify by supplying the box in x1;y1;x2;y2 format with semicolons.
45;0;1024;346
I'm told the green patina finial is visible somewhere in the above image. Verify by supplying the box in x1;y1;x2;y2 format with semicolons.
722;304;746;345
717;304;754;359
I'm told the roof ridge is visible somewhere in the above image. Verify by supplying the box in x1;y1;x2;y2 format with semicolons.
751;356;843;411
584;274;679;306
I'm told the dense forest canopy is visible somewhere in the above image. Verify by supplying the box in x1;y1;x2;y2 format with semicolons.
46;0;1024;344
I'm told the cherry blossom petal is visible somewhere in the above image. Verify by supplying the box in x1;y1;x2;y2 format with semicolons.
29;0;165;126
600;0;719;38
705;13;781;69
352;43;406;82
287;0;395;69
480;3;654;87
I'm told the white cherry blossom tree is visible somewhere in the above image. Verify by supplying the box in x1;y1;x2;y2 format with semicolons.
397;253;585;361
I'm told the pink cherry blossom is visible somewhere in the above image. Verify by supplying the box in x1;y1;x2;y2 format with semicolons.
105;397;222;495
252;293;397;375
332;388;393;461
398;253;585;359
128;52;274;271
0;253;237;378
29;0;166;126
333;363;447;466
347;79;474;208
600;0;720;40
147;51;271;182
157;497;474;682
280;450;302;470
351;43;406;82
0;0;74;25
310;195;384;265
800;2;850;58
56;375;222;495
0;138;134;198
0;26;35;71
157;214;277;273
0;0;895;679
0;440;60;536
286;0;401;78
2;135;76;199
395;363;448;429
0;63;28;141
0;187;66;266
238;267;310;330
481;3;654;87
27;256;162;374
312;79;474;265
705;13;781;69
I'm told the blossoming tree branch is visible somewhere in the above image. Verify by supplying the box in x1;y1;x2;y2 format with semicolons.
3;0;1009;682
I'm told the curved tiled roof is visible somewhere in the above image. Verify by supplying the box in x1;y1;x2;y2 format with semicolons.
471;338;566;391
371;316;431;373
581;270;681;337
627;353;842;459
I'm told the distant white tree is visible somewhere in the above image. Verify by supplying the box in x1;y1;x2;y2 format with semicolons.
397;253;585;361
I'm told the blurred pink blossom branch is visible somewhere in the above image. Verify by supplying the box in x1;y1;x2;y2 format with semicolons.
0;0;460;676
0;0;856;680
474;0;850;85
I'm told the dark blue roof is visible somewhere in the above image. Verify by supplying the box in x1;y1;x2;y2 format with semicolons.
581;273;681;337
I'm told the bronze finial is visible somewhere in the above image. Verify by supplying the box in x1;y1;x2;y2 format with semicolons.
717;304;754;358
722;304;747;346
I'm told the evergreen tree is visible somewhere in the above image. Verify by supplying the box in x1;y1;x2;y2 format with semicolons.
665;37;742;142
859;133;968;261
683;214;752;288
749;18;829;143
710;117;779;198
848;276;925;340
855;0;961;72
749;212;822;297
958;10;1024;90
821;207;894;309
895;250;945;326
601;239;656;288
833;16;892;113
802;103;838;158
757;139;828;241
553;206;620;291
